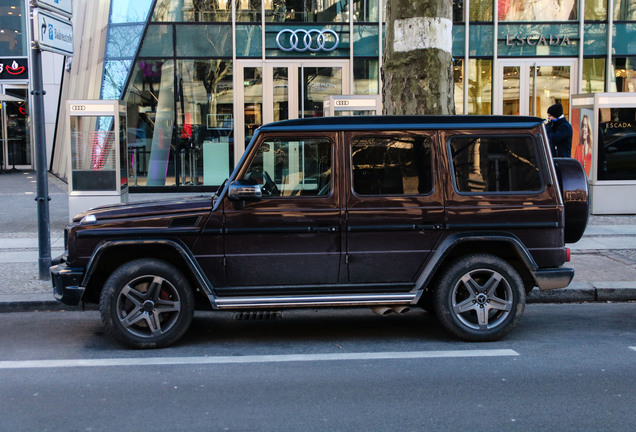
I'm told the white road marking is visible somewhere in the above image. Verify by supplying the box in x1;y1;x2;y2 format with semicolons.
0;349;519;370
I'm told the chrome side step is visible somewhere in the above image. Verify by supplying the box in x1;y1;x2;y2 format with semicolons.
212;293;418;309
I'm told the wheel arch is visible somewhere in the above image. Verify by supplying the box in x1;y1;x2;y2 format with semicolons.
80;239;215;306
415;233;539;300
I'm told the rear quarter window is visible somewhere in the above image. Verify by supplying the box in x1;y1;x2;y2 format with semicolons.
449;135;543;193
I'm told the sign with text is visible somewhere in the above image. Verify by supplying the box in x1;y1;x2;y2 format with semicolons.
33;8;73;56
33;0;73;18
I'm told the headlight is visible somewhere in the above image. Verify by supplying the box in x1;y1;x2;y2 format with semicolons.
80;214;97;225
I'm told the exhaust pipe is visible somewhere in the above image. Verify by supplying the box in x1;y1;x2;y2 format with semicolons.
391;305;410;314
372;306;393;316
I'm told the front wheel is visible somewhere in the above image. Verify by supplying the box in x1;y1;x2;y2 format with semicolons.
433;254;526;342
100;259;195;349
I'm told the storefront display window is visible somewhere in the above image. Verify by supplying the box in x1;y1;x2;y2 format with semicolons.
236;0;261;22
0;0;27;56
468;59;491;115
454;60;464;115
265;0;349;23
498;0;577;21
177;25;233;57
153;0;232;22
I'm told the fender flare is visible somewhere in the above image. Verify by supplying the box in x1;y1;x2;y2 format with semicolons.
81;238;216;302
413;232;540;302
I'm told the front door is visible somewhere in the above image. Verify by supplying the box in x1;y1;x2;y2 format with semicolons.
235;60;349;161
495;59;577;118
1;86;30;170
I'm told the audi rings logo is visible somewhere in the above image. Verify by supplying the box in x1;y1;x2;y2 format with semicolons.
275;29;339;53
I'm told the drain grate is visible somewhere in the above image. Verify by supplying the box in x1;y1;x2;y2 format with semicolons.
233;311;283;320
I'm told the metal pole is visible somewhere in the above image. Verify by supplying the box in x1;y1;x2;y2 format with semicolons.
28;6;52;280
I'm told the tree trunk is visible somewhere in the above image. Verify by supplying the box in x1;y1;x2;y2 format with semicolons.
382;0;455;115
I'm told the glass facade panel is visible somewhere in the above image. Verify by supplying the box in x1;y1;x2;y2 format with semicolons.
354;0;379;22
153;0;233;22
453;60;464;115
582;57;605;93
531;65;571;118
299;66;342;117
614;57;636;92
110;0;154;23
583;23;607;55
615;0;636;20
353;59;379;95
585;0;607;20
243;67;263;146
498;0;578;21
453;0;464;22
614;24;636;55
139;25;174;57
236;24;263;57
273;67;289;121
101;60;133;99
469;0;492;21
469;25;493;56
177;25;233;57
265;0;349;22
106;24;145;58
0;0;27;56
468;59;492;115
236;0;261;22
353;25;379;56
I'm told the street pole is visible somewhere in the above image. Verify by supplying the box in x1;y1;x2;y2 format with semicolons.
28;1;52;280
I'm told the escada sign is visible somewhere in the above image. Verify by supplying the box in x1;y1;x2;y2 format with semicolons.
505;34;571;46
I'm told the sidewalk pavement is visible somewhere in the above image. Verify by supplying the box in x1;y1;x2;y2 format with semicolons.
1;170;636;312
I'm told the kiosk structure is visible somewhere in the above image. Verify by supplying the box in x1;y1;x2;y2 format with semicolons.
66;100;128;219
323;95;381;116
571;93;636;214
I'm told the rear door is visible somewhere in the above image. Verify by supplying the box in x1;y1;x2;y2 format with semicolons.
344;131;445;285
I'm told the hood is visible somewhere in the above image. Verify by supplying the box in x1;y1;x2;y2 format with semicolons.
72;195;214;223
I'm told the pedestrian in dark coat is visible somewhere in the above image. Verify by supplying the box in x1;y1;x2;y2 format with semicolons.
546;103;573;157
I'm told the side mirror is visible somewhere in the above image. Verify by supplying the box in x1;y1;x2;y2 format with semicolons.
228;179;262;203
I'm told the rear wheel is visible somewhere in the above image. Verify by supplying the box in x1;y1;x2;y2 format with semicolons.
433;254;525;341
100;259;195;349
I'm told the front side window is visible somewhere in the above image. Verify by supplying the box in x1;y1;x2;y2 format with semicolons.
351;135;433;195
243;137;332;197
450;136;542;193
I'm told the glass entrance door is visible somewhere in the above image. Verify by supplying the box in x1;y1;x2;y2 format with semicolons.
1;86;30;171
235;60;349;162
496;60;576;118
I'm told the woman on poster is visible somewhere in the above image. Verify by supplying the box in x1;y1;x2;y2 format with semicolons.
575;114;592;177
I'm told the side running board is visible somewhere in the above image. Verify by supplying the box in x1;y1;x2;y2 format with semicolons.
212;293;418;309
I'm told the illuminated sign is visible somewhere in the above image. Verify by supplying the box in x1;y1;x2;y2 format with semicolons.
0;59;28;80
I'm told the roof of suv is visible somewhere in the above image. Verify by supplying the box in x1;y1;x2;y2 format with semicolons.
259;115;546;132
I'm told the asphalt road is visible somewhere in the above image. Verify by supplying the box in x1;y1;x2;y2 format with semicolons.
1;304;635;432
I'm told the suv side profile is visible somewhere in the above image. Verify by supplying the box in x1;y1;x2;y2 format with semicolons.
51;116;589;348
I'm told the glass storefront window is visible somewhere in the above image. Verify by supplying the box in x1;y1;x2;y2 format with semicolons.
0;0;27;56
582;57;605;93
353;0;379;22
585;0;607;20
265;0;349;22
615;0;636;20
498;0;578;21
353;59;379;95
468;59;492;115
353;25;379;56
453;0;464;22
102;60;133;99
153;0;233;22
106;24;145;58
614;58;636;92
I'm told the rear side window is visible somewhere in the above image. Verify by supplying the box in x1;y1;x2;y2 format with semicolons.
450;136;542;193
352;135;433;195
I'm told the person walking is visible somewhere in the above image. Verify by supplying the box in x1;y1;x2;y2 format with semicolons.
546;103;573;157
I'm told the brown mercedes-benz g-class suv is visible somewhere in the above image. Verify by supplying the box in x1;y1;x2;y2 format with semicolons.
51;115;589;348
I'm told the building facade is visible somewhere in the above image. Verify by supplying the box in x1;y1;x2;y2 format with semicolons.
41;0;636;193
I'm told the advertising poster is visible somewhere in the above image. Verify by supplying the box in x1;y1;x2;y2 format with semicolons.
498;0;577;20
571;108;594;179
